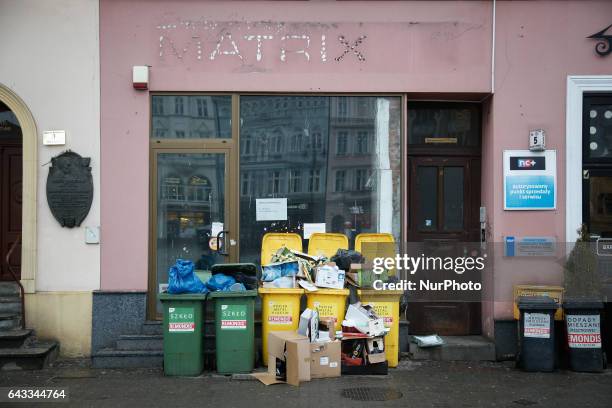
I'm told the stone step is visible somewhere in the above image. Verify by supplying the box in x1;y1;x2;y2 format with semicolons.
0;329;33;349
141;321;162;335
0;341;59;370
91;349;163;369
409;336;496;362
0;313;21;331
116;334;163;351
0;282;20;297
0;296;22;314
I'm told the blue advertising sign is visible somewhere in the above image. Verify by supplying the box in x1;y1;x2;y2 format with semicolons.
503;150;556;210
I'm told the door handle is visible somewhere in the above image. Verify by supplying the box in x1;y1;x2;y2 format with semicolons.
216;230;230;256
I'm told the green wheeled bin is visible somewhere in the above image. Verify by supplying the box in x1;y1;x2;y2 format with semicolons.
208;263;259;374
209;290;258;374
159;293;208;376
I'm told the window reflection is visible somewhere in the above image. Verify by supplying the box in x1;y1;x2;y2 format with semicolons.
239;96;401;265
151;95;232;139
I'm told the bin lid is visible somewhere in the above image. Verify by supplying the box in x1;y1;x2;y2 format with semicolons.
563;297;603;310
517;295;558;310
211;263;258;276
208;289;258;298
258;287;305;294
159;293;209;301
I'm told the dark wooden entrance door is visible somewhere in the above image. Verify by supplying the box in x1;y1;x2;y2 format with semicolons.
406;156;481;335
0;140;22;281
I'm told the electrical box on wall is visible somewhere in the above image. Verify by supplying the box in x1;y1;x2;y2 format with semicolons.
132;66;149;90
529;129;546;151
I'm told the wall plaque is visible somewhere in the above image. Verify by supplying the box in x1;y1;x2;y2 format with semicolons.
46;151;93;228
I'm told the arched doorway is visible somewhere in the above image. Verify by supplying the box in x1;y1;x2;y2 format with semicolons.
0;84;37;293
0;100;22;281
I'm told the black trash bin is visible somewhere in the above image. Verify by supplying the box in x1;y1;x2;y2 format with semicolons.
517;296;557;372
563;298;606;372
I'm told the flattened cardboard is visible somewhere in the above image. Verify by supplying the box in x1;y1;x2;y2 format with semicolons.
310;341;341;378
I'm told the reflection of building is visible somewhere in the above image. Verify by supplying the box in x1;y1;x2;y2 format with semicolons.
238;96;401;262
151;96;231;138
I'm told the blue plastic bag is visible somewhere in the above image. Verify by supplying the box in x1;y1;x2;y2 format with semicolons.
206;273;236;291
167;259;207;294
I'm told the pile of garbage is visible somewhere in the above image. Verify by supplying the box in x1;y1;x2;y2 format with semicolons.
166;259;256;294
260;247;381;291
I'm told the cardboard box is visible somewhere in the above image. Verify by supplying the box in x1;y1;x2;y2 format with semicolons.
366;336;386;364
310;341;341;378
253;331;310;386
315;263;345;289
345;303;387;337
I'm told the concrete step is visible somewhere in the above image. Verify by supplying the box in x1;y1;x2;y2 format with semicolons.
409;336;496;362
0;341;59;370
0;296;22;314
0;282;20;297
0;313;21;330
141;321;162;335
116;334;163;351
92;349;163;369
0;329;33;348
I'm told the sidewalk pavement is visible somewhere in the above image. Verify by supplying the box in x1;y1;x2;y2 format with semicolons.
1;359;611;408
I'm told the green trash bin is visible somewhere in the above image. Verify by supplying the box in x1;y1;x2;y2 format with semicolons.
209;290;258;374
159;293;208;376
208;262;259;374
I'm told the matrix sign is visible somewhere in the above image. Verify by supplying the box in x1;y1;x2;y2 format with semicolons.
504;150;556;210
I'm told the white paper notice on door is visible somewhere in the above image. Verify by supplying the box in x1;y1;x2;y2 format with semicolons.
211;222;224;238
256;198;288;221
303;223;326;239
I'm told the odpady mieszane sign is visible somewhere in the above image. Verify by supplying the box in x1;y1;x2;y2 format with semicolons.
503;150;557;210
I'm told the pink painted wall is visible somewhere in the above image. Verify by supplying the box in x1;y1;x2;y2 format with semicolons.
484;0;612;321
100;0;493;290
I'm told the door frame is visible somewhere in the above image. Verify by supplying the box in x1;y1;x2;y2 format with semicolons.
0;84;37;293
566;76;612;242
147;142;239;319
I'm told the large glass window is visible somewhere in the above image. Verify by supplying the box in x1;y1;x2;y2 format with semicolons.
151;95;232;139
584;94;612;162
239;96;402;264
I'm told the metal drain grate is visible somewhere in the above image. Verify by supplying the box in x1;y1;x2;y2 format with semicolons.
341;387;403;401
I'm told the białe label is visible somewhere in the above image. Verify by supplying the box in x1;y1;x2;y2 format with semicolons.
524;312;550;338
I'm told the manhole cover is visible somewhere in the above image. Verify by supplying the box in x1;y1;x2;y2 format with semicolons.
342;387;403;401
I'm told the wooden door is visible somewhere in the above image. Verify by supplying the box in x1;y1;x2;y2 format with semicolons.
0;143;22;280
406;156;481;335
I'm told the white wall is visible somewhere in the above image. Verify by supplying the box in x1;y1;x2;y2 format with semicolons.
0;0;100;291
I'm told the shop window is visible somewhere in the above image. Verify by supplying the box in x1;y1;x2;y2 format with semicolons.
239;95;401;265
583;94;612;162
408;102;481;148
151;95;231;139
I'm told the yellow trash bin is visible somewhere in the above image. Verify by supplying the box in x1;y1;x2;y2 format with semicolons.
258;287;304;366
306;289;350;331
357;289;404;368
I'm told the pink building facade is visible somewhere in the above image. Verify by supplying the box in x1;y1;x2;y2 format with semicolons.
95;0;612;364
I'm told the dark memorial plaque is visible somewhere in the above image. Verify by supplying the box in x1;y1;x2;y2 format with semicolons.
46;151;93;228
